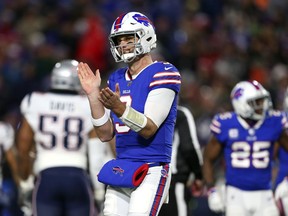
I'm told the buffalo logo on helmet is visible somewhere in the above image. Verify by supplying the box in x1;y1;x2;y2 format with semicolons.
132;13;154;27
113;13;154;32
232;88;244;100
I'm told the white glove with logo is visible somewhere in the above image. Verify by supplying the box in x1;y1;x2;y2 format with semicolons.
275;176;288;201
207;187;225;213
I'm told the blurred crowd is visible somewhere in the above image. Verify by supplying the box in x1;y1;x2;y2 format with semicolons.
1;0;288;147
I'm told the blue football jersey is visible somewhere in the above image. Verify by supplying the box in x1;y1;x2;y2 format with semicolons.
275;147;288;188
108;61;181;163
210;110;288;190
274;112;288;188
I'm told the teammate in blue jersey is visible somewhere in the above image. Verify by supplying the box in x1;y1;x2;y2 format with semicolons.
274;88;288;216
274;143;288;216
274;144;288;190
78;11;181;216
203;80;288;216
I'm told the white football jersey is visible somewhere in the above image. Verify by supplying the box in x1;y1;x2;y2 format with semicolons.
20;92;94;174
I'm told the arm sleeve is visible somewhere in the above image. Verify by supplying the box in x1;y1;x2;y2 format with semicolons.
144;88;175;127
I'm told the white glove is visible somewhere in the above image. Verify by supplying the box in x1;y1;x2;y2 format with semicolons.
19;175;34;195
94;188;105;203
207;187;225;213
19;175;34;204
275;176;288;201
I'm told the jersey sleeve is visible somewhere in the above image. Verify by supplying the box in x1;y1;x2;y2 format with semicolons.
149;62;181;93
210;114;222;135
20;93;33;115
281;111;288;130
209;112;233;144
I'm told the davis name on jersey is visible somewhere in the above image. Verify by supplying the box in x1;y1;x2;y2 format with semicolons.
210;110;288;190
20;92;94;174
108;61;181;163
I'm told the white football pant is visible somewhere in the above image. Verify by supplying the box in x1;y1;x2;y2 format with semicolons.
103;164;171;216
226;185;279;216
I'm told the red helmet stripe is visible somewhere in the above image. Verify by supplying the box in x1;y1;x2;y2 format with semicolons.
249;80;261;90
114;13;127;31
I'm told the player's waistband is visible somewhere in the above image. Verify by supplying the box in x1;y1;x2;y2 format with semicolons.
40;166;86;174
148;162;168;167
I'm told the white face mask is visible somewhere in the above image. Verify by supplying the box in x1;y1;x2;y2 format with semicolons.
247;97;269;120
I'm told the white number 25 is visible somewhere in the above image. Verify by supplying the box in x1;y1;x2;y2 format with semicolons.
231;141;270;168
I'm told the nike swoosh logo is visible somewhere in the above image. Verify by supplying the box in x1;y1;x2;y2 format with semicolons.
164;67;173;70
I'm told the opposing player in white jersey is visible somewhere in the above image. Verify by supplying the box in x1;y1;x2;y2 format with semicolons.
78;11;181;216
203;80;288;216
274;87;288;216
17;60;97;216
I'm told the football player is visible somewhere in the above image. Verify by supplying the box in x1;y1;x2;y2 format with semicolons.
274;87;288;216
203;80;288;216
78;11;181;216
17;60;99;216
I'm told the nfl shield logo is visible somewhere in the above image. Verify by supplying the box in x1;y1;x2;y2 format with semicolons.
229;129;238;138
